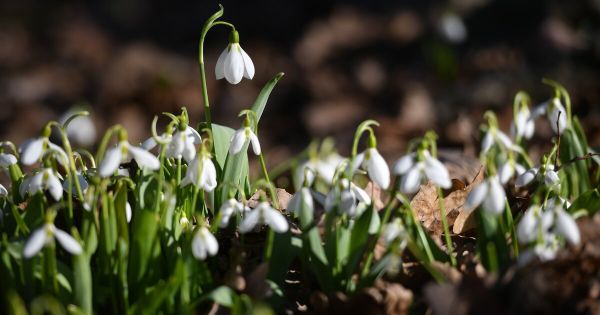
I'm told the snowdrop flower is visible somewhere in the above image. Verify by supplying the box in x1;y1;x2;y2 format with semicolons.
393;150;451;194
215;30;254;84
481;127;515;155
20;168;63;201
229;126;261;156
554;206;580;245
20;136;68;167
383;218;408;246
517;205;553;244
312;153;345;185
191;226;219;260
62;171;89;195
0;153;17;168
143;126;201;162
98;140;160;178
288;187;314;217
59;108;97;147
515;164;560;191
465;175;506;216
165;127;201;162
353;147;390;189
324;179;371;217
181;152;217;192
23;223;82;258
293;161;316;190
498;160;526;184
532;98;568;134
239;202;288;233
219;198;248;228
510;105;535;140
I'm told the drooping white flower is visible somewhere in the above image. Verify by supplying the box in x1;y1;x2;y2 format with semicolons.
324;179;371;217
498;160;526;184
481;128;515;155
181;153;217;192
0;153;17;168
98;140;160;178
532;99;568;135
293;161;316;190
383;218;408;247
464;175;506;216
218;198;248;228
20;168;63;201
20;137;69;166
239;202;288;233
510;105;535;140
62;171;89;195
515;165;560;191
23;223;82;258
215;31;254;85
353;147;390;189
288;187;314;217
554;207;580;245
191;226;219;260
393;151;451;194
143;126;201;162
59;108;97;147
229;126;261;156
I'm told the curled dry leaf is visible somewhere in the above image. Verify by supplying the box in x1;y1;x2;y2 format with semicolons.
410;166;484;239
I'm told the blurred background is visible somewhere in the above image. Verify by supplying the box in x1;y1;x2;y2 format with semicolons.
1;0;599;171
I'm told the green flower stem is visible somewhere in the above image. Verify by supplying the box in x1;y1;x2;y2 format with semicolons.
437;187;456;267
359;180;398;279
504;198;519;257
43;242;58;294
176;157;182;187
197;5;234;129
263;228;275;261
258;153;279;209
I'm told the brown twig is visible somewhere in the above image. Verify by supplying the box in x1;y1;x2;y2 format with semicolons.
556;152;600;171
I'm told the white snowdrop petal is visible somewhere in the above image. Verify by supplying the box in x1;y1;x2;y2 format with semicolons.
141;137;158;151
23;226;48;258
239;208;261;233
351;184;371;205
515;168;537;188
464;182;488;213
555;209;580;245
498;162;514;184
47;143;69;167
340;189;357;216
531;103;547;119
301;188;314;213
0;183;7;197
204;229;219;256
182;138;196;163
46;172;63;201
424;157;451;189
129;145;160;170
481;131;493;154
324;190;336;213
54;228;82;255
524;120;535;139
185;126;202;144
99;147;122;178
200;158;217;192
29;172;44;194
517;206;538;244
229;129;246;155
401;167;422;194
483;178;506;216
496;131;513;149
126;202;132;223
544;170;560;186
265;208;289;233
21;138;44;165
215;47;228;80
0;153;17;167
367;149;390;189
240;46;255;79
191;232;208;260
393;154;415;175
249;130;261;155
224;45;244;84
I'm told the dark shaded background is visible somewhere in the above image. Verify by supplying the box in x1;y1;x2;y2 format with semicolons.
1;0;599;169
